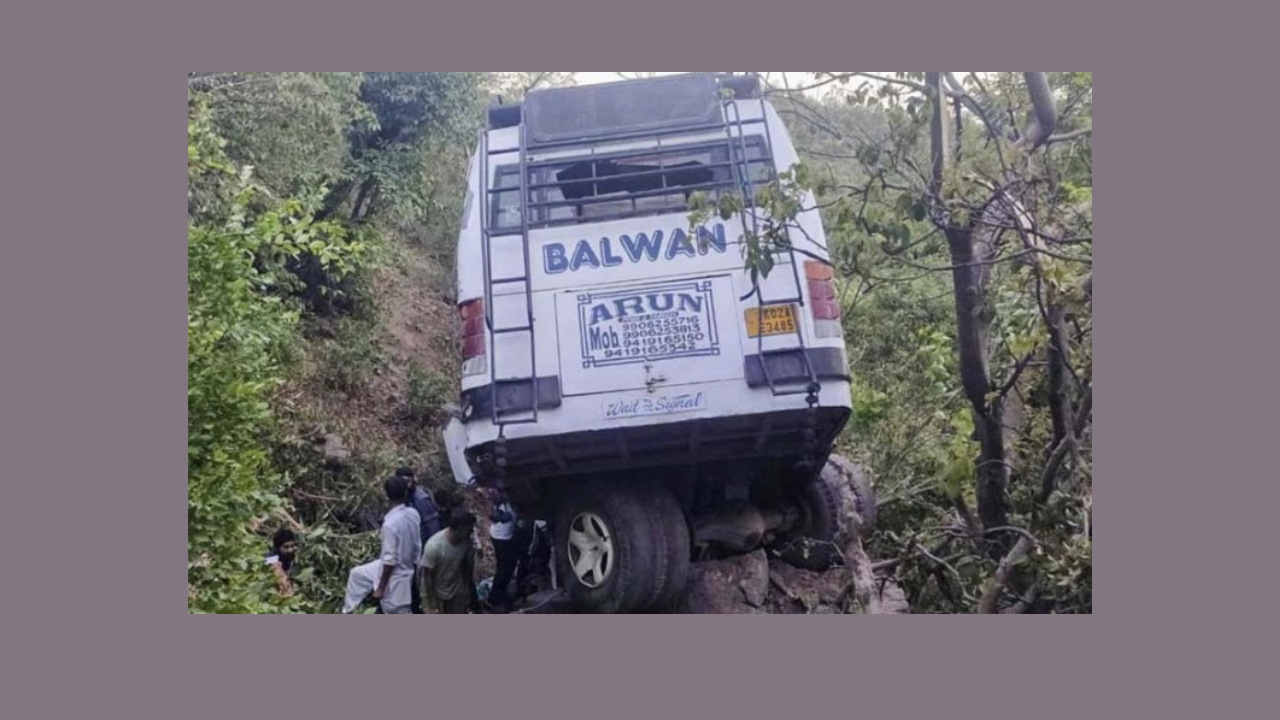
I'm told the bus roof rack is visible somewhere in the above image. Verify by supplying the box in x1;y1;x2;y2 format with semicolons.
485;73;763;131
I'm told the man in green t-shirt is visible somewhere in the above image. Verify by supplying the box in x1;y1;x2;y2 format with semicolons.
418;510;478;614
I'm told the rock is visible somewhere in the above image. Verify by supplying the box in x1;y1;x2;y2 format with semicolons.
876;581;911;614
842;535;911;614
767;561;852;613
678;549;770;614
319;433;349;462
513;589;576;614
769;537;844;572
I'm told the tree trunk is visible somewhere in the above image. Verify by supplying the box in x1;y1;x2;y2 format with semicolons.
350;177;376;223
315;179;355;221
930;72;1010;532
1046;303;1074;446
946;226;1010;531
360;182;382;223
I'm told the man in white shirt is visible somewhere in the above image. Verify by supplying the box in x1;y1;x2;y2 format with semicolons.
486;491;521;612
342;475;421;614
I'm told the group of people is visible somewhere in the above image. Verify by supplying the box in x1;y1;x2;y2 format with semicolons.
328;466;550;615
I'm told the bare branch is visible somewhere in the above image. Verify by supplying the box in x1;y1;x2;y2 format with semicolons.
978;535;1034;614
774;73;858;94
1047;127;1093;144
890;247;1039;273
953;498;983;539
927;72;950;194
944;72;1008;146
1019;72;1059;151
998;352;1036;400
1004;584;1039;614
915;542;964;583
1073;384;1093;438
983;526;1040;546
844;533;905;613
852;72;929;94
774;108;844;140
1039;433;1077;501
524;72;550;93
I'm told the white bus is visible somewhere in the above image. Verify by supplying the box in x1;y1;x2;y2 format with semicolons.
442;73;865;613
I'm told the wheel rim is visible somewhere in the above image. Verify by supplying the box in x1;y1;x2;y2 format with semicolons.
567;512;613;588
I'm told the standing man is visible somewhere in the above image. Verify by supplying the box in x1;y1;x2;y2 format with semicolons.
486;490;521;613
342;475;421;614
396;466;443;541
419;510;478;614
396;466;442;613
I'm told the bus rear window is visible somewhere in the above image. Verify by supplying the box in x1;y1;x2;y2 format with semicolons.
489;136;772;230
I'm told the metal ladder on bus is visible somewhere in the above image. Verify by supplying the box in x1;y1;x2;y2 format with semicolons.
722;98;819;399
478;118;539;427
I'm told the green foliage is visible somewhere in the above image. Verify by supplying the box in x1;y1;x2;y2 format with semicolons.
486;72;576;100
187;97;366;613
195;73;369;199
339;73;486;226
775;72;1093;613
189;73;488;611
406;363;451;427
309;315;385;396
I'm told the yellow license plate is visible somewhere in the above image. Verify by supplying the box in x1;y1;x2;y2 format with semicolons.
745;305;798;338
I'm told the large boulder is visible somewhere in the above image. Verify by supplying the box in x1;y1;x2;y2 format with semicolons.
675;550;909;614
767;562;852;613
677;549;770;614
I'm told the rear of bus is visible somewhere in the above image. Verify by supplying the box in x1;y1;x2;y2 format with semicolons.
445;74;852;505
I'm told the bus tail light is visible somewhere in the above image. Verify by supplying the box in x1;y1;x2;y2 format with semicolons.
805;261;843;338
460;298;487;376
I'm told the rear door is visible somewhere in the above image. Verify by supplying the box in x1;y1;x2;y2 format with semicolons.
555;274;744;397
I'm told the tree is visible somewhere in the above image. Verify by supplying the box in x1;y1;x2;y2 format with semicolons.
190;73;367;201
487;72;576;101
316;72;485;226
187;97;363;613
718;72;1092;612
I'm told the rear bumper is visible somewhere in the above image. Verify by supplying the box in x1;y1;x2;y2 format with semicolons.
464;404;851;487
460;346;849;422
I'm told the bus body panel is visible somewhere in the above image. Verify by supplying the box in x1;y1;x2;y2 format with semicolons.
448;86;851;488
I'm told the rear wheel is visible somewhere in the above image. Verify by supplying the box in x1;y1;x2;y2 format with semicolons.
795;467;843;542
642;483;692;612
826;453;877;535
553;481;662;614
771;454;877;571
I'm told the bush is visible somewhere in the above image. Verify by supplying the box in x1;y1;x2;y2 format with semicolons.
188;98;364;613
405;363;451;427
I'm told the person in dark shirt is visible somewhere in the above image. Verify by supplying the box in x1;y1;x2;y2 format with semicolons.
396;466;442;541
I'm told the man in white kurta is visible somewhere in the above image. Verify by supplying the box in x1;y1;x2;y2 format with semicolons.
342;477;421;614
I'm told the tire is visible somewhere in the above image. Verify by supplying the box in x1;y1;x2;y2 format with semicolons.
642;483;692;612
796;468;843;542
787;453;877;543
553;481;663;614
767;465;843;572
826;453;877;535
